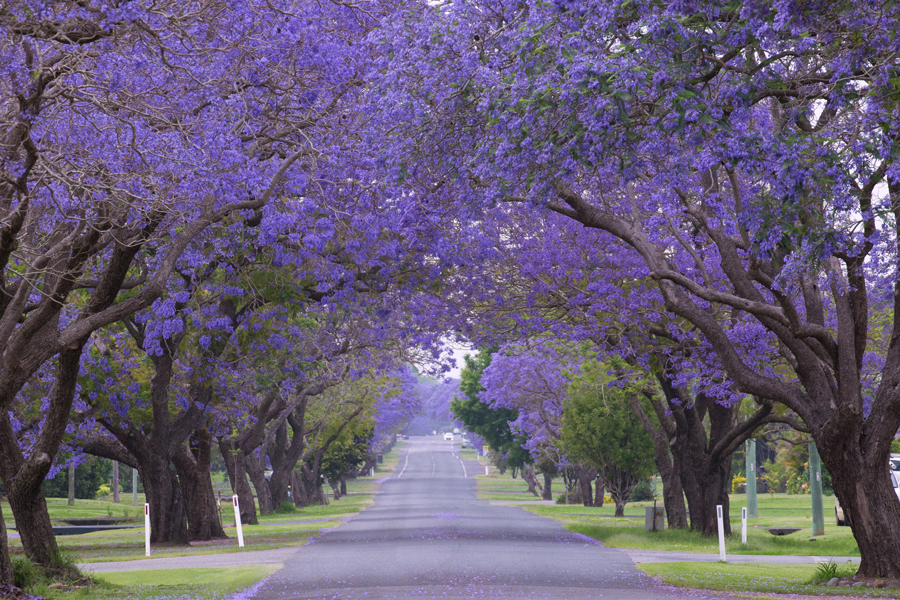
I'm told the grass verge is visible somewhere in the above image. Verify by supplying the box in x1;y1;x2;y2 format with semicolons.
34;564;280;600
563;523;859;557
638;562;896;597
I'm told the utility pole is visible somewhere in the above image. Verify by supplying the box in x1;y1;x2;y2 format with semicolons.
112;460;120;503
745;439;758;518
67;463;75;506
809;443;824;536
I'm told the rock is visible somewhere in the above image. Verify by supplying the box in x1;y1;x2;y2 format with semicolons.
885;579;900;589
826;577;840;587
852;581;867;587
873;579;886;588
838;580;853;587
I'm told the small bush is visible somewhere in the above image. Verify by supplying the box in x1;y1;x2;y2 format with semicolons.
274;500;297;514
808;561;855;584
731;474;746;493
12;557;42;590
631;479;654;502
892;439;900;453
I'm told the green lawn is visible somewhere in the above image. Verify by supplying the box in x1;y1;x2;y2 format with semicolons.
522;493;860;557
639;562;894;597
35;565;280;600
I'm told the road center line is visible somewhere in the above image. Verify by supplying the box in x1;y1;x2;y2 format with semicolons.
397;451;410;478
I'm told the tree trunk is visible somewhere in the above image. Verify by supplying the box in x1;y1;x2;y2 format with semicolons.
340;477;347;496
575;465;594;507
246;449;274;515
522;464;540;497
601;466;640;519
0;346;85;567
0;500;11;586
818;437;900;578
218;439;257;525
330;480;341;501
141;456;188;545
593;482;604;507
658;460;687;530
541;471;553;501
4;485;57;566
174;433;225;541
628;391;687;528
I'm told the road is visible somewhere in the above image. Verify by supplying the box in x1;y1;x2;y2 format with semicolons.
247;436;735;600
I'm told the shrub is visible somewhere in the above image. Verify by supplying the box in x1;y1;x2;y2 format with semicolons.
274;500;297;514
631;478;654;502
731;474;746;493
892;439;900;453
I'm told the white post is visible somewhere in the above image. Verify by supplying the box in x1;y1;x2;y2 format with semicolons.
741;507;748;544
370;467;375;477
232;495;245;548
716;504;727;562
144;503;151;556
485;465;489;476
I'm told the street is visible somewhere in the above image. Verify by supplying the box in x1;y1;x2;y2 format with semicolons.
248;436;733;599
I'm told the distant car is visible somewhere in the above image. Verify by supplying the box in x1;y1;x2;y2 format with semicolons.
836;469;900;526
461;439;470;448
443;432;454;441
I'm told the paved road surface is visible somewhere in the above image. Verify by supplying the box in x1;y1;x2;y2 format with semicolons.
247;436;733;599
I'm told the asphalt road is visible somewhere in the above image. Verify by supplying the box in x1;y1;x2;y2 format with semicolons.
248;436;735;600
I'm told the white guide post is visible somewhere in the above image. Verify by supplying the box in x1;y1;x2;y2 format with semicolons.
485;465;489;476
716;504;727;562
144;503;151;556
233;495;245;548
741;507;748;544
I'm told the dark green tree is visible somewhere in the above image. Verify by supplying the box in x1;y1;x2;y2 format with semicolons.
450;349;530;469
561;379;655;517
320;419;374;499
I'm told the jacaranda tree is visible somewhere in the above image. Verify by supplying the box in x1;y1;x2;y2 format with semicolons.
373;0;900;577
0;0;381;577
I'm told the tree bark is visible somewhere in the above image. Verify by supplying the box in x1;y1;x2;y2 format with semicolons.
247;450;274;515
174;430;225;541
629;390;687;529
593;481;604;507
141;454;188;545
522;464;541;497
0;346;85;567
541;471;553;501
219;438;258;525
574;465;594;507
818;432;900;578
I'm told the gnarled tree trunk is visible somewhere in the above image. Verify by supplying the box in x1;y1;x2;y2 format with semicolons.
0;346;84;567
219;439;258;525
174;430;225;541
574;465;595;507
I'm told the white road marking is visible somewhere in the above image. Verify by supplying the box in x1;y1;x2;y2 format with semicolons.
398;452;410;478
458;457;467;478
